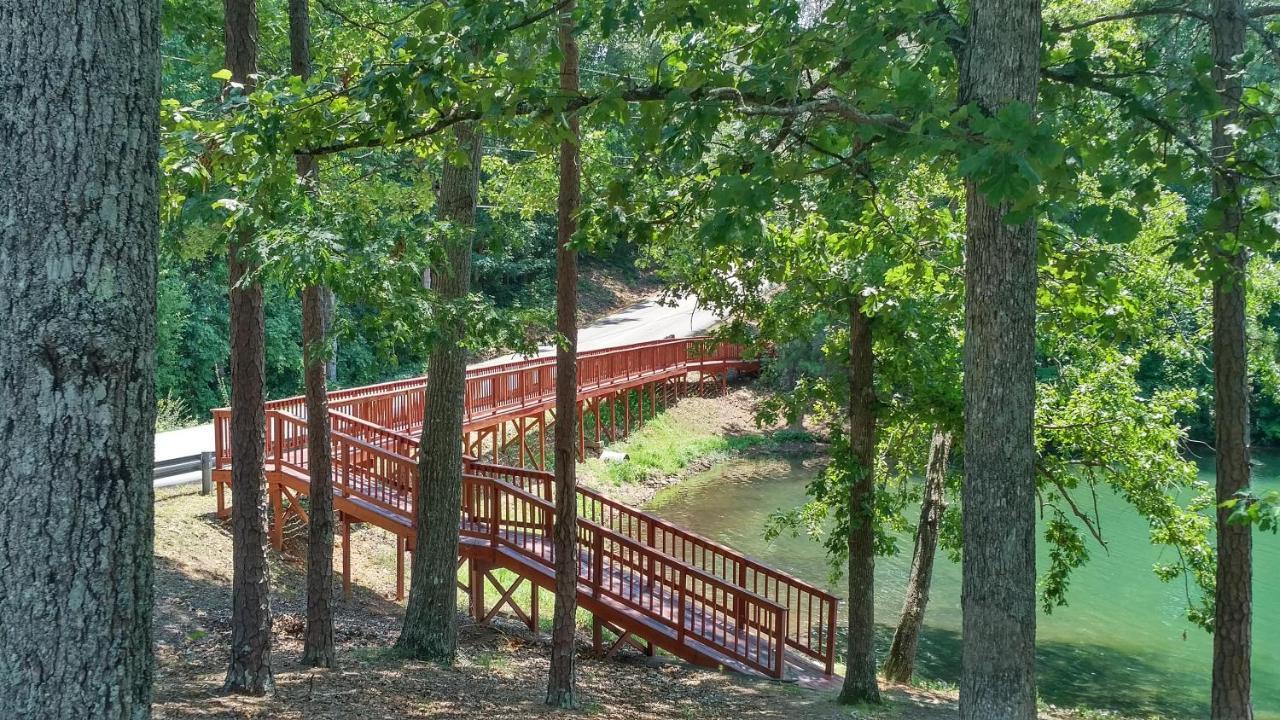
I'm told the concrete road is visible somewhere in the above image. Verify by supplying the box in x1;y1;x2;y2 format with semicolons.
154;293;720;486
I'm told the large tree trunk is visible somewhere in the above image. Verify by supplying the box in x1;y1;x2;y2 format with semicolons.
288;0;337;670
222;0;274;695
0;3;159;717
958;0;1040;716
883;428;951;683
840;301;881;704
1209;0;1252;716
398;121;482;662
546;1;581;708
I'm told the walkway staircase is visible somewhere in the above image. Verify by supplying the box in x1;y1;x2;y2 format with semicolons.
211;337;838;680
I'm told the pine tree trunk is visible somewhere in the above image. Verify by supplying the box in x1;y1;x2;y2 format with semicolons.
958;0;1040;715
840;301;881;704
301;284;336;667
1209;0;1252;716
0;3;159;717
547;2;581;708
287;0;337;670
883;428;951;683
222;0;274;695
398;121;482;663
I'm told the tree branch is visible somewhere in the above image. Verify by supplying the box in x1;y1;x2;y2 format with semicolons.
306;83;907;156
503;0;575;33
1040;66;1214;168
1052;3;1209;33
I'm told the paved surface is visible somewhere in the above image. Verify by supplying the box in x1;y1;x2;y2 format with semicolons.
154;294;720;487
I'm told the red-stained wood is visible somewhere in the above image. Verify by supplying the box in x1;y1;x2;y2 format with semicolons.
210;338;832;679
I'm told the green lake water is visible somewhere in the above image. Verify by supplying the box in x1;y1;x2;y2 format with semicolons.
645;453;1280;719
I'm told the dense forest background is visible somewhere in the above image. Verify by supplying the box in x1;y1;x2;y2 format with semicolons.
157;0;663;422
156;0;1280;454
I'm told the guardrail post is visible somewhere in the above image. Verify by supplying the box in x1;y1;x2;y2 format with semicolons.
675;566;686;642
488;482;500;550
199;451;213;496
734;562;747;629
825;599;837;675
773;609;788;679
273;412;283;471
592;529;603;597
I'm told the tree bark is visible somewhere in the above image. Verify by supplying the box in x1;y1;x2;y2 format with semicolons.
958;0;1040;715
398;121;482;663
547;2;581;708
839;301;881;704
301;279;337;669
288;0;337;670
222;0;274;695
1209;0;1252;716
883;428;951;683
0;3;159;717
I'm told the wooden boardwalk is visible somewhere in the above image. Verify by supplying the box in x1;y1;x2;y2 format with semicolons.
211;337;838;680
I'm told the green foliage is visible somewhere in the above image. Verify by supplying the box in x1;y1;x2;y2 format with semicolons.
151;0;1280;644
1224;489;1280;534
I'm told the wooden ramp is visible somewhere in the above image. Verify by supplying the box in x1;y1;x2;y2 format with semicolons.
211;338;838;680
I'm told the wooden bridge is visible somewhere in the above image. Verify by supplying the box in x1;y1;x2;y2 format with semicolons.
211;337;838;680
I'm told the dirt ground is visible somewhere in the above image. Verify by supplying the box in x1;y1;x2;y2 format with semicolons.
153;481;1111;720
153;486;884;720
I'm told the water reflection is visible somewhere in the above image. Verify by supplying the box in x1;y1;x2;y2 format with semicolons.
647;454;1280;719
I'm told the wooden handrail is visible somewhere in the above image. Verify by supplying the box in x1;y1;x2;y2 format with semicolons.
232;336;723;419
465;473;789;676
467;459;837;667
475;475;788;614
214;337;812;676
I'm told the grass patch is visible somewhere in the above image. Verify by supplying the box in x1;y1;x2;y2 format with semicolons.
582;411;815;487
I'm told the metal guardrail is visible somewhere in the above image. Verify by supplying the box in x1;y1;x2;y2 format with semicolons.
154;451;213;494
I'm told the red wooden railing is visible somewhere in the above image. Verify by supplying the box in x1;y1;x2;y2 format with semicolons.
467;461;838;672
210;337;837;677
213;336;748;468
461;473;789;677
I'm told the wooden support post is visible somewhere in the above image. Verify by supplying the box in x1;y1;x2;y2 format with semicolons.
577;400;586;461
396;535;406;601
529;582;540;633
538;413;546;469
608;395;616;441
592;616;603;654
593;397;601;443
269;481;284;551
519;416;529;468
471;560;487;623
342;514;352;600
216;478;227;518
624;389;631;436
490;426;499;462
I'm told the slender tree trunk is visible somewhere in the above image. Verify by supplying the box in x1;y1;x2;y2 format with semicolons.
1209;0;1252;716
398;121;482;662
840;301;881;704
958;0;1040;716
883;428;951;683
547;2;581;708
0;3;159;717
290;0;337;670
287;0;337;670
222;0;273;695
